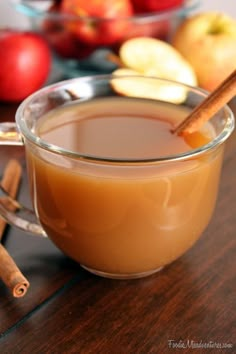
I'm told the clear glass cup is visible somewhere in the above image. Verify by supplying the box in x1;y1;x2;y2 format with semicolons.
0;75;234;279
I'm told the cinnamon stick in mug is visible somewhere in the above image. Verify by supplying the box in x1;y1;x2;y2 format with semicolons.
173;69;236;135
0;159;30;297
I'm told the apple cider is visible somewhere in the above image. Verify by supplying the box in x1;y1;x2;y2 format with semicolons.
26;96;224;277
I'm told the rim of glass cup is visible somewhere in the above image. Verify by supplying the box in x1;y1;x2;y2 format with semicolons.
15;75;235;164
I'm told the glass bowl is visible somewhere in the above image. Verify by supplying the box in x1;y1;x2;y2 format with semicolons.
12;0;200;77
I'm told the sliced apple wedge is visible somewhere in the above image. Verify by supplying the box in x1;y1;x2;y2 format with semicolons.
112;68;189;104
119;37;197;87
111;37;197;103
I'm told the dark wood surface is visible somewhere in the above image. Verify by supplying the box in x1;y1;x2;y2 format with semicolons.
0;100;235;354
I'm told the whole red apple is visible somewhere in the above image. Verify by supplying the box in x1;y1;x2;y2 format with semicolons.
42;3;93;59
60;0;133;45
131;0;184;13
0;30;51;102
172;12;236;91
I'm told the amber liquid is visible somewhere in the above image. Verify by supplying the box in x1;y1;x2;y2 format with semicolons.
27;97;223;276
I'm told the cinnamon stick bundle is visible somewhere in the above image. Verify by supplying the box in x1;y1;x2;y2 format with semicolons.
0;159;30;297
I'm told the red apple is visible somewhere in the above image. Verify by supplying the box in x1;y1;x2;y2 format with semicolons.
0;30;51;102
121;20;170;42
131;0;184;13
42;2;92;59
47;29;94;59
43;18;94;59
172;12;236;91
60;0;134;45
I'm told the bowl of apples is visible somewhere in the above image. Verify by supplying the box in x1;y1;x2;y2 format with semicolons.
12;0;199;77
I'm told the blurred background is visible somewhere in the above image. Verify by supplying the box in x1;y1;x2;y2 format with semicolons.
0;1;235;28
1;1;235;93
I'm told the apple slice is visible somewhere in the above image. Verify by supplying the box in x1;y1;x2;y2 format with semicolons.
111;68;189;103
119;37;197;87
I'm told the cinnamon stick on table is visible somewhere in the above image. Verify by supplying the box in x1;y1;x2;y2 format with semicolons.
0;159;30;298
0;159;22;240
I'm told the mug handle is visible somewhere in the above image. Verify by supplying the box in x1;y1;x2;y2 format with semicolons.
0;122;46;237
0;185;46;236
0;122;23;146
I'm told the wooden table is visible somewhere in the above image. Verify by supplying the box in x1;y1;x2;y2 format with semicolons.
0;100;235;354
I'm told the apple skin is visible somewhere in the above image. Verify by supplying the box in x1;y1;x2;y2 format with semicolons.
43;20;94;59
42;3;94;59
131;0;184;13
48;30;94;59
0;30;51;102
172;12;236;91
122;19;170;42
60;0;133;46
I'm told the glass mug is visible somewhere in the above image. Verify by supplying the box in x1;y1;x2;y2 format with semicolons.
0;75;234;279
